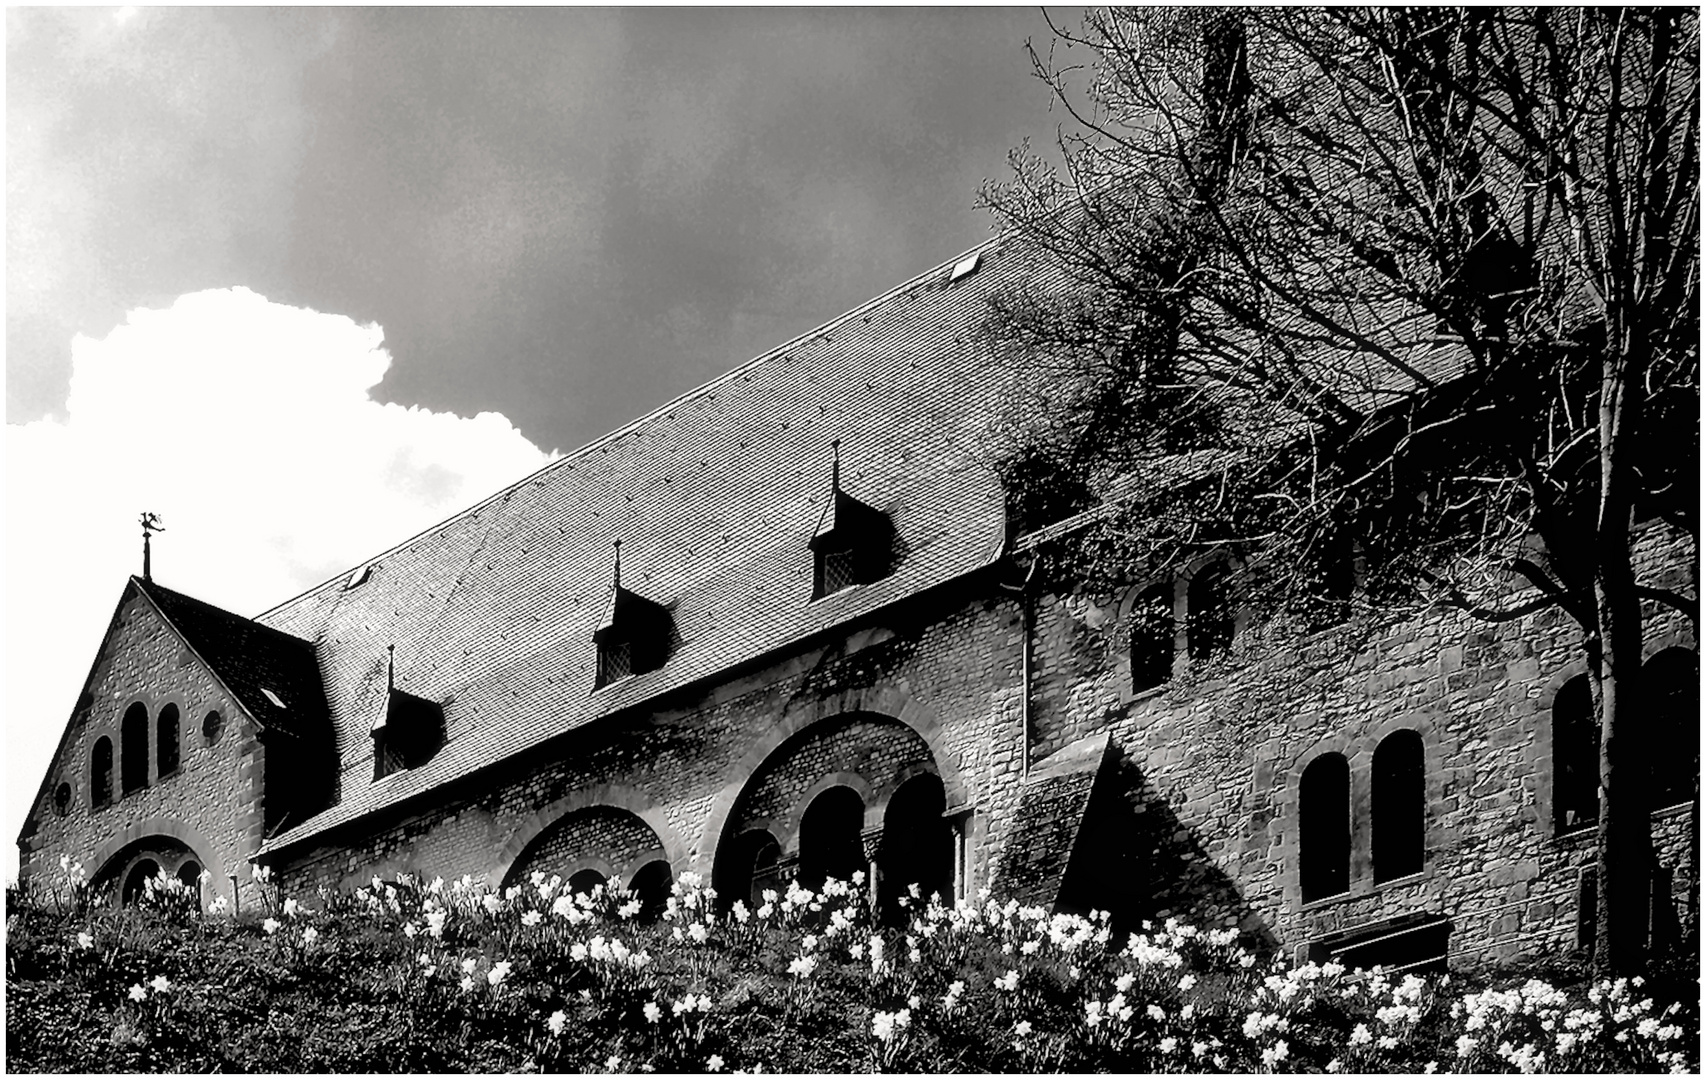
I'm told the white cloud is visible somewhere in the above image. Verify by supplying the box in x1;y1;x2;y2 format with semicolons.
3;288;557;877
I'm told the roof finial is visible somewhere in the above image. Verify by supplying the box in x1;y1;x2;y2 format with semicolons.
387;644;395;693
612;538;623;589
830;438;842;494
139;512;165;582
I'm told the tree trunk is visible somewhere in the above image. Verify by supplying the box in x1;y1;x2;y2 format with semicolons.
1591;331;1653;977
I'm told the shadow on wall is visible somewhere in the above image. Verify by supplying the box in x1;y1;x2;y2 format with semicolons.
1097;754;1277;954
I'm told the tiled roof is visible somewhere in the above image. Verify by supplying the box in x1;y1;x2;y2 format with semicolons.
256;238;1062;855
136;577;328;740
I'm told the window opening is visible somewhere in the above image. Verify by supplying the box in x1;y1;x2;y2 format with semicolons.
1187;563;1233;660
121;702;149;795
568;868;607;899
156;703;180;778
877;773;952;923
1552;674;1599;833
1130;582;1175;692
1299;752;1350;902
202;710;224;746
91;737;113;809
1372;729;1425;883
1645;649;1698;809
815;545;859;598
54;782;71;817
597;640;634;686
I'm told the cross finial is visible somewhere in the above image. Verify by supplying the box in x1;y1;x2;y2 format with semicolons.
387;644;395;692
612;538;623;588
139;512;165;581
830;439;842;492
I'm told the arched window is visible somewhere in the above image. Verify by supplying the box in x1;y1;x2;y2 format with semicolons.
798;786;866;891
156;703;180;778
1130;583;1175;692
877;773;952;921
1645;649;1698;809
1552;674;1598;833
1372;730;1425;883
120;702;149;796
91;737;113;809
1187;563;1233;660
1299;752;1350;901
717;828;783;907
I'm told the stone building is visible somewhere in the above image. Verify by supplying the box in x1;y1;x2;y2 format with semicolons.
17;237;1698;971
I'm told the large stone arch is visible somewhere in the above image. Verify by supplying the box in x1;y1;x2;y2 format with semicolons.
691;685;965;876
87;815;226;906
498;784;688;886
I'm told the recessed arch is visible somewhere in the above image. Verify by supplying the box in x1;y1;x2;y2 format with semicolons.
156;702;181;778
503;800;670;890
90;737;113;810
498;783;687;886
1371;729;1425;883
694;685;967;877
797;784;866;891
878;771;952;919
88;815;227;904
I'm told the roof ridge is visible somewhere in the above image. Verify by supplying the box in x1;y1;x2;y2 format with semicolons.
143;576;314;648
255;233;1007;621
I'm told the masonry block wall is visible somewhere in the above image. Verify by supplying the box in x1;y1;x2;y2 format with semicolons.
507;806;667;888
268;589;1027;904
1024;520;1697;969
18;587;266;908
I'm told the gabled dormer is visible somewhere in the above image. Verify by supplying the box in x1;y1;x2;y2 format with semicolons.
593;540;673;688
372;646;445;781
809;440;893;599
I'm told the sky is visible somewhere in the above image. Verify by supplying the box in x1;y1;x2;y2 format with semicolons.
4;7;1076;879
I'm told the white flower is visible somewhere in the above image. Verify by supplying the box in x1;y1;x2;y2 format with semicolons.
689;922;710;944
644;1001;662;1023
150;974;171;994
996;969;1020;992
302;927;319;945
606;1055;622;1071
707;1055;725;1072
522;910;543;927
788;954;818;979
262;917;281;935
461;957;478;975
548;1010;567;1036
128;983;147;1002
1326;1059;1341;1073
488;961;511;986
76;931;94;950
1350;1023;1373;1046
1260;1040;1289;1068
459;975;475;992
1015;1020;1033;1037
283;898;300;919
1159;1037;1178;1054
1178;973;1197;991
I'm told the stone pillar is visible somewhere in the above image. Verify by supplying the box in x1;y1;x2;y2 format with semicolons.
862;827;885;910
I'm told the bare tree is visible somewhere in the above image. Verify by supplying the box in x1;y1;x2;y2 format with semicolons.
981;7;1698;975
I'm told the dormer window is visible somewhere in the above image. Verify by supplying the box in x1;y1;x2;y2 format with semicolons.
809;440;893;600
594;540;672;688
373;646;445;781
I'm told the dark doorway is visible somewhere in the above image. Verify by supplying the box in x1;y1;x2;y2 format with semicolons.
122;858;162;905
798;786;866;891
878;774;952;920
717;828;784;907
568;868;607;898
628;859;673;922
121;703;149;795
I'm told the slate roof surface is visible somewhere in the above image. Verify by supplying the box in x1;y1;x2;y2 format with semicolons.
255;238;1064;855
136;577;328;739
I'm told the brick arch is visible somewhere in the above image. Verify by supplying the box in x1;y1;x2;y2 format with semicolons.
691;686;964;875
87;815;226;897
498;784;687;885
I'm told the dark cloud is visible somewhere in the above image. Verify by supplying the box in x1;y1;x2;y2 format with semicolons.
8;7;1064;452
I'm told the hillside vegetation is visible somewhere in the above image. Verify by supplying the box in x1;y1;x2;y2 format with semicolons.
5;859;1696;1073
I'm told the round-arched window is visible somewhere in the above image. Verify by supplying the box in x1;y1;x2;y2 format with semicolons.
202;710;224;746
54;781;72;817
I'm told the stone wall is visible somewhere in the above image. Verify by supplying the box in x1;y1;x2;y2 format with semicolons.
1024;520;1697;969
18;586;267;910
268;589;1027;903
